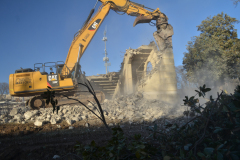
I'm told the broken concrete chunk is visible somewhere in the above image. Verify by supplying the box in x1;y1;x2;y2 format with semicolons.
62;109;67;114
85;123;90;127
72;117;80;122
13;114;24;121
81;115;87;120
34;120;42;127
118;115;124;120
66;119;74;125
50;118;57;125
127;105;135;111
24;110;39;120
69;126;74;130
57;125;61;129
108;123;113;127
9;108;19;116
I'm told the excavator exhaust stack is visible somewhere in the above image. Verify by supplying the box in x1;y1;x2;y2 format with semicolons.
133;15;153;27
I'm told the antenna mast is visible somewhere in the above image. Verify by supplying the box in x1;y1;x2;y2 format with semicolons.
102;26;111;74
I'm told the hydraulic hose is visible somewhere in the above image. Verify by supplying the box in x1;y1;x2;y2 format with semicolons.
83;9;95;27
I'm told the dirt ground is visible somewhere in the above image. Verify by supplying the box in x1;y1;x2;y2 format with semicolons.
0;115;156;160
0;97;172;160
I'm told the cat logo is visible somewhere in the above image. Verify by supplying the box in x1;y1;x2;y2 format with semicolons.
88;19;101;31
48;75;58;81
47;74;59;87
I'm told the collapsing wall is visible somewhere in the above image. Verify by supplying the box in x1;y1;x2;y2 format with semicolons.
113;17;178;103
141;16;178;102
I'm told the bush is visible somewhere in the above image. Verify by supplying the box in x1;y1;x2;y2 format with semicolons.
73;84;240;160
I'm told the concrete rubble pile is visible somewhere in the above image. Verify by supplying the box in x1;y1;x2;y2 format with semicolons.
0;91;188;128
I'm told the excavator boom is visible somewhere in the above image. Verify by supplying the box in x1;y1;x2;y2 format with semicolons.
62;0;167;77
61;4;111;77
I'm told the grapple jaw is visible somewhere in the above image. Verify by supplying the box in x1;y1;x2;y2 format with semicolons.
133;15;153;27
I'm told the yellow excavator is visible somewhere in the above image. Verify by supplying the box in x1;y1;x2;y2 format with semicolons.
9;0;167;109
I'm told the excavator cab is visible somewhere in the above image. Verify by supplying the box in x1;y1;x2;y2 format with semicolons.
9;61;74;97
34;61;74;88
34;61;66;75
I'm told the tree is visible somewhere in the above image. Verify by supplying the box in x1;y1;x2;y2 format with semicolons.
183;12;240;88
0;82;9;99
232;0;240;6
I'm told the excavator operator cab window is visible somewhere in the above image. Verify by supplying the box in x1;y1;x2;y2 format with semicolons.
71;71;75;79
50;67;54;74
57;64;64;75
43;62;57;75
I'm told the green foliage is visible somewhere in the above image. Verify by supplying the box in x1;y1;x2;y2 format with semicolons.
74;84;240;159
74;126;159;160
157;84;240;159
183;12;240;86
43;86;59;114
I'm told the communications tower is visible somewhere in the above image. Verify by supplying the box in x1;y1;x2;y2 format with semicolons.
102;26;111;74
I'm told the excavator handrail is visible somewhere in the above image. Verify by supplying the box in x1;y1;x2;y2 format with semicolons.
59;63;72;77
34;63;44;71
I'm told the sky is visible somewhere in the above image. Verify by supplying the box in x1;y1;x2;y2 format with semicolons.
0;0;239;83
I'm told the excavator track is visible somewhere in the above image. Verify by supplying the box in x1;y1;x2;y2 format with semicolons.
26;91;105;110
28;96;45;110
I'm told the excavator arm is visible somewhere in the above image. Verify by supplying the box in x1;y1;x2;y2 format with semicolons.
61;0;167;78
99;0;167;26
